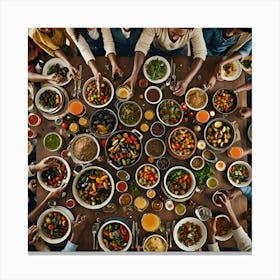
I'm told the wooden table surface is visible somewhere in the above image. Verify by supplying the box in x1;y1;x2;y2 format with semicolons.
32;54;251;252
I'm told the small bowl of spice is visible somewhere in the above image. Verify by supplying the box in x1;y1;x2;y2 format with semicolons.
144;86;162;105
190;156;205;171
150;121;165;137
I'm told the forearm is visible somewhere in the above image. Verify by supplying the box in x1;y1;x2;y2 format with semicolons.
28;197;48;222
28;72;49;83
219;52;242;68
226;208;241;230
88;59;100;78
183;58;203;84
54;49;72;67
107;53;118;69
131;51;146;78
234;82;252;93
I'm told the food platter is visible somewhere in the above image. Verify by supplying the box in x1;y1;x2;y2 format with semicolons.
143;56;171;84
42;58;72;86
220;60;242;81
173;217;207;251
227;160;252;187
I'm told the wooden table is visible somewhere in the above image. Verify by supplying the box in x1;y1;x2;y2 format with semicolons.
32;54;251;252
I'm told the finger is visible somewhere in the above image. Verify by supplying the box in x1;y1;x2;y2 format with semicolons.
75;213;81;222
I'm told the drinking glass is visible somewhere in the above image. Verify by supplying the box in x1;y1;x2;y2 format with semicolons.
195;205;212;221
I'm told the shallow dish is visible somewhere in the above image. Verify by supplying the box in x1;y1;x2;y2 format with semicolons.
240;55;252;74
185;87;208;111
37;208;71;244
42;58;72;86
215;214;233;241
202;149;218;163
143;56;171;84
83;77;114;108
144;86;163;104
135;163;160;189
173;217;207;251
227;160;252;187
143;234;168;252
37;156;71;192
144;138;166;159
72;166;115;210
98;220;132;251
220;60;242;81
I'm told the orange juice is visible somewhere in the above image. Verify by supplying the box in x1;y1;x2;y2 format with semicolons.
140;122;149;132
146;189;156;199
69;99;84;116
78;117;89;127
69;122;79;133
195;109;210;124
227;146;244;159
141;213;161;232
116;85;131;101
134;196;148;212
144;110;155;120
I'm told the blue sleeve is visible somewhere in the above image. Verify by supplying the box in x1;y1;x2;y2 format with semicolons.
202;28;214;46
240;186;252;201
61;240;78;252
238;39;252;59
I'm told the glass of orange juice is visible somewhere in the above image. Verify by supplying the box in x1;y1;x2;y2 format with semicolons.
195;109;210;124
69;99;86;117
134;196;149;212
227;146;244;159
116;85;131;101
78;117;89;128
141;213;161;232
69;122;79;134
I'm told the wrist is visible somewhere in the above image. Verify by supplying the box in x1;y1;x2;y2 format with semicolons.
29;162;38;174
70;234;79;244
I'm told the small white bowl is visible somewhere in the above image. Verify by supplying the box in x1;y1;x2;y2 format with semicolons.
190;156;205;171
215;214;233;241
43;132;63;152
215;160;226;171
144;86;163;105
143;234;168;252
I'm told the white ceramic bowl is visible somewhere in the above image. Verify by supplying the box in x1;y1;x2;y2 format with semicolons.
215;214;233;241
43;132;63;152
163;166;196;200
144;86;163;104
185;87;208;111
144;138;166;159
83;77;114;108
227;160;252;187
135;163;160;189
190;156;205;171
37;156;71;192
143;56;171;84
97;220;132;252
143;234;168;252
37;208;71;244
173;217;207;251
220;60;242;81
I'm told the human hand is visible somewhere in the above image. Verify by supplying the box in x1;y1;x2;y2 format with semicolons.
206;75;217;90
70;214;87;244
33;158;59;173
218;193;233;213
112;64;123;80
236;107;252;119
48;73;64;83
228;188;242;200
206;217;217;243
173;80;189;96
69;65;80;80
28;225;39;243
46;183;67;201
123;75;136;97
28;179;37;194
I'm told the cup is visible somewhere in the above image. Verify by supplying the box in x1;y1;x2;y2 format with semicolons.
116;85;132;101
78;117;89;128
66;199;76;209
146;189;156;199
28;127;37;139
69;122;79;134
55;118;63;126
116;181;128;193
119;193;133;207
175;203;187;216
116;170;130;181
140;122;149;133
134;196;149;212
69;99;86;117
144;110;155;121
141;213;161;232
48;200;57;208
227;146;244;159
28;113;42;127
195;205;212;221
195;109;210;125
152;199;163;211
206;177;219;189
164;199;174;211
195;185;206;193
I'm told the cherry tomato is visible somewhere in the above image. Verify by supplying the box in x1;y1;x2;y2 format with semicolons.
188;111;194;118
100;139;107;148
117;124;123;130
183;116;189;123
181;102;189;111
62;122;68;129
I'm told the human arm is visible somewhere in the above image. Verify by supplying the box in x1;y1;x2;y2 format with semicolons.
28;157;59;176
236;107;252;119
28;225;50;251
28;72;64;83
28;183;67;222
234;81;252;93
206;217;220;252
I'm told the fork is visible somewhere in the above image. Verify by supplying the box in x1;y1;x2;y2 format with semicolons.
166;221;171;247
169;62;177;91
135;222;139;248
92;222;100;250
76;65;83;98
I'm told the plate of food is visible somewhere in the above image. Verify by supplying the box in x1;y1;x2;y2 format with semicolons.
227;160;252;187
83;77;114;108
135;164;160;189
37;208;71;244
118;101;143;127
215;214;233;241
240;55;252;74
42;58;72;86
212;88;238;114
37;156;71;192
97;219;132;251
247;123;252;142
143;234;168;252
35;85;64;114
185;87;208;111
173;217;207;251
220;60;242;81
72;166;115;209
143;56;171;84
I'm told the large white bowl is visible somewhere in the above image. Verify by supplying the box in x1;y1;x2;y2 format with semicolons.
37;208;71;244
163;166;196;200
83;77;114;108
215;214;233;241
72;166;115;210
185;87;208;111
42;57;72;86
97;219;132;252
227;160;252;187
143;56;171;84
173;217;207;252
220;60;242;81
37;156;71;192
143;234;168;252
35;85;64;114
135;163;160;189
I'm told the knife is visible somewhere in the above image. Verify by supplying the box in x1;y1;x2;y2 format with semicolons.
77;64;83;98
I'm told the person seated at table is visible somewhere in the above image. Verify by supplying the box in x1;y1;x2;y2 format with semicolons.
28;214;87;252
28;37;63;83
28;28;79;79
204;28;252;89
206;193;252;252
124;28;207;96
108;28;143;56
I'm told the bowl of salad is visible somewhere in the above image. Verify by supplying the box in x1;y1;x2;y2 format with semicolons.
173;217;207;251
156;99;183;127
143;56;171;84
135;164;160;189
166;126;197;159
117;101;142;127
37;156;71;192
212;88;238;115
35;85;64;114
240;55;252;74
37;208;71;244
227;160;252;187
72;166;115;209
83;77;114;108
163;166;196;200
98;220;132;252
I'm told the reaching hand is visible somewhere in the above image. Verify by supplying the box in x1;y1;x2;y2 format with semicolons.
28;179;37;194
33;158;59;173
112;64;123;80
206;217;217;243
46;183;67;201
218;193;233;213
236;107;252;119
123;75;136;97
69;65;80;80
70;214;87;244
48;73;64;83
28;225;39;243
228;188;242;200
173;80;189;96
206;75;217;90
